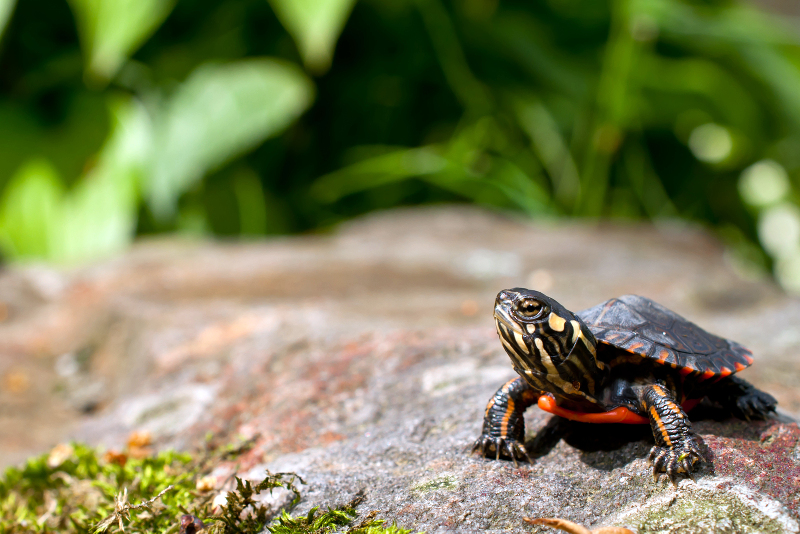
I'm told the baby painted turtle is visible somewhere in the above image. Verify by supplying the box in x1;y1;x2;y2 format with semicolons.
473;288;777;484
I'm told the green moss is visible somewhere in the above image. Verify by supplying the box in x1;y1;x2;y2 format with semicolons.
268;492;415;534
0;442;418;534
628;487;785;534
0;442;196;533
411;474;457;495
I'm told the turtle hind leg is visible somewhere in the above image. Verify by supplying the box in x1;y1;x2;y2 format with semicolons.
706;376;777;421
638;383;703;486
472;377;540;466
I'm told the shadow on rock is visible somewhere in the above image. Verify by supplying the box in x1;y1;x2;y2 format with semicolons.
525;416;652;471
530;411;758;474
526;415;573;459
526;406;773;476
567;421;652;472
689;399;781;442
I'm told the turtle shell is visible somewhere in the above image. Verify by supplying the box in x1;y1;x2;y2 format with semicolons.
576;295;753;379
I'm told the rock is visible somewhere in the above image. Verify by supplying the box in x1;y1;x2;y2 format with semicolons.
0;206;798;532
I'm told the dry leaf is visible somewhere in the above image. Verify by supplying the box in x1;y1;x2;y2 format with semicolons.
524;517;635;534
47;443;75;468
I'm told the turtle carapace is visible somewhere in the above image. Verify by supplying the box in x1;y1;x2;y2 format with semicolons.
473;288;777;484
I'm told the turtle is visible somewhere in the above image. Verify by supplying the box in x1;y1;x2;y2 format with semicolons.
473;288;777;484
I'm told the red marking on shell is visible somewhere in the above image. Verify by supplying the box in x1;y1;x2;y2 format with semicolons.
679;366;694;377
628;342;644;351
734;362;747;372
699;369;716;381
719;367;732;377
744;354;754;364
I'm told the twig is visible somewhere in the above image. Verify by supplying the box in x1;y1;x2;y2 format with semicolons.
91;485;175;533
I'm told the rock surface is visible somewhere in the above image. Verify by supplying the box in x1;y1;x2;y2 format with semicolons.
0;206;798;532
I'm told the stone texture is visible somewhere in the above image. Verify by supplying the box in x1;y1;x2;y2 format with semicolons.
0;206;798;532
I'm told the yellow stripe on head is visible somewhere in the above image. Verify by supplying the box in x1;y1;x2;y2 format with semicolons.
548;313;566;332
513;331;529;354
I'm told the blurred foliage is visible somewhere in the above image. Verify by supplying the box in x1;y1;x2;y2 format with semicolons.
1;0;800;289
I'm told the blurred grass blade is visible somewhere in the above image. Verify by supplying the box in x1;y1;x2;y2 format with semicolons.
486;11;590;100
0;160;64;260
311;147;449;202
0;0;15;41
480;159;552;216
636;0;800;46
513;96;581;210
740;47;800;130
639;0;800;130
267;0;357;74
426;159;552;216
312;144;552;215
415;0;490;113
636;56;760;132
622;139;676;218
67;0;176;81
577;0;635;217
147;59;315;220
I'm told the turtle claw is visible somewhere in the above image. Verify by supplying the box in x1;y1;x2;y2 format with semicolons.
470;435;492;456
680;455;696;482
648;441;702;486
648;447;666;482
472;434;533;466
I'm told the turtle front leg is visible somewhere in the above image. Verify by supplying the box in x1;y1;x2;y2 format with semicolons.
638;384;703;486
472;377;540;466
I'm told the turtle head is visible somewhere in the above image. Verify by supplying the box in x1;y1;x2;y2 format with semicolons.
494;288;603;400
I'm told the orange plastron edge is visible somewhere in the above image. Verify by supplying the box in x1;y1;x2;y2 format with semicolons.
537;395;700;425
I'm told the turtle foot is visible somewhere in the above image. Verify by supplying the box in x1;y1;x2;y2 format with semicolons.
734;389;777;421
471;434;533;467
648;438;703;487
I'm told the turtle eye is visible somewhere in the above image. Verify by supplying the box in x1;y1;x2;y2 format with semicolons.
517;299;544;318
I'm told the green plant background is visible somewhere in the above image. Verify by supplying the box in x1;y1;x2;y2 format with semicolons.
1;0;799;289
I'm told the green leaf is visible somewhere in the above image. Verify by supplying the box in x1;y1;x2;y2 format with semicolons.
147;59;315;220
67;0;176;81
232;169;268;235
55;98;148;263
0;160;63;260
0;98;149;264
267;0;357;74
0;0;16;41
